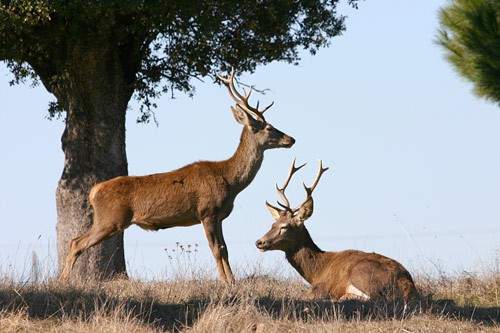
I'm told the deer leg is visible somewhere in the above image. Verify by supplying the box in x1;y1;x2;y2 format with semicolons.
201;216;232;283
339;284;370;301
60;208;131;281
300;283;331;300
215;220;234;283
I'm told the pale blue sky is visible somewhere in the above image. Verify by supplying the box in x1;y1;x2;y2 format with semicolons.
1;1;499;280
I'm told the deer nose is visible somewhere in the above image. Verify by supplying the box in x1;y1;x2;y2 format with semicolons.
280;135;295;148
255;239;267;250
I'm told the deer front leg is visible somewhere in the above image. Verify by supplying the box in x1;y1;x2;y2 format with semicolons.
215;219;234;283
201;216;234;283
300;283;331;300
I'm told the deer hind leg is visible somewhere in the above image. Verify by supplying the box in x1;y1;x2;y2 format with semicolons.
339;284;370;301
201;216;234;283
60;207;131;281
397;273;419;301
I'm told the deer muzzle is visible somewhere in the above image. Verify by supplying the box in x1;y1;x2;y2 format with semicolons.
255;238;270;252
281;135;295;148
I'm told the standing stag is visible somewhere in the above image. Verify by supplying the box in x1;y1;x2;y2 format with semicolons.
256;160;418;301
61;68;295;283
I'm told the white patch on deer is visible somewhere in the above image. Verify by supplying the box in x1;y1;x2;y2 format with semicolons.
345;284;370;300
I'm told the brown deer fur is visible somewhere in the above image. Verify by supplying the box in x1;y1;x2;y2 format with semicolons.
61;69;295;283
256;160;418;301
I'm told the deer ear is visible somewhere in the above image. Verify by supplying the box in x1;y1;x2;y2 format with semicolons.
231;105;260;130
296;197;314;223
231;105;250;125
265;201;282;220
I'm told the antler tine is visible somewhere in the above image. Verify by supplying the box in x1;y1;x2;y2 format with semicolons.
216;66;230;80
265;200;282;213
254;100;275;115
293;159;329;213
304;159;329;196
215;67;238;92
217;67;244;103
216;67;272;121
275;158;307;212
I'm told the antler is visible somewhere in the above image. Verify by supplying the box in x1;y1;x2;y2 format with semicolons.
216;67;273;121
266;159;329;215
293;160;329;213
275;158;307;212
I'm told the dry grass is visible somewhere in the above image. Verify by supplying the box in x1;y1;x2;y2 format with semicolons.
1;247;499;332
0;269;499;333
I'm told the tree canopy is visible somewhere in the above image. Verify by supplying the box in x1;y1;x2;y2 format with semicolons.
436;0;500;105
1;0;361;121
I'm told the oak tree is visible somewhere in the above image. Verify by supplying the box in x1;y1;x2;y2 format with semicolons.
1;0;360;280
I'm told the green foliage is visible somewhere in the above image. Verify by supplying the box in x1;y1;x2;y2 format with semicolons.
436;0;500;105
0;0;360;121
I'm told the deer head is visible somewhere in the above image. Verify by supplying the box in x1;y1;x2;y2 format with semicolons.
216;68;295;150
256;159;329;252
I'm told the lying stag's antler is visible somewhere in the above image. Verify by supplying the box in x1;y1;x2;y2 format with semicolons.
267;159;329;215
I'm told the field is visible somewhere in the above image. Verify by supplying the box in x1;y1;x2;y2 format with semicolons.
0;259;499;333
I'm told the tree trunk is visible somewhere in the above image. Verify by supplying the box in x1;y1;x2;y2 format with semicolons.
55;42;132;281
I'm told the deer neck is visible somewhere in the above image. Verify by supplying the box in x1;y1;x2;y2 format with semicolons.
224;127;264;192
285;229;326;285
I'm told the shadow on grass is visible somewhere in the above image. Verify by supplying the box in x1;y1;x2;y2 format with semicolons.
255;296;500;326
0;287;498;331
0;287;206;331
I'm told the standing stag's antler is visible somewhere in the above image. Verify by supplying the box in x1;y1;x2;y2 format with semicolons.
216;67;274;121
266;159;329;215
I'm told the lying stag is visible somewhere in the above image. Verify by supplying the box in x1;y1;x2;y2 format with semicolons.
61;68;295;283
256;160;418;301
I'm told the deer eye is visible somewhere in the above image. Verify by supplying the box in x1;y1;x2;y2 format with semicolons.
279;224;288;234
